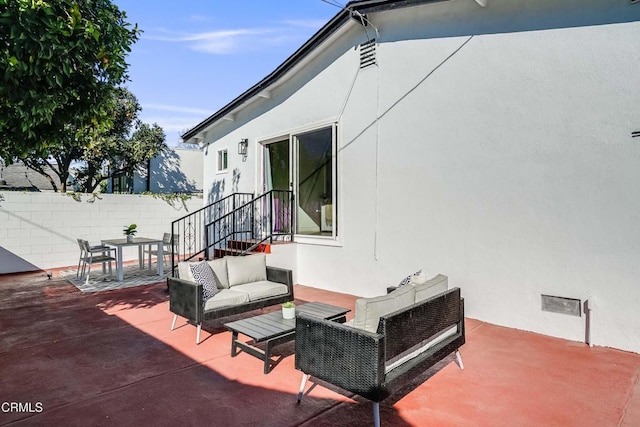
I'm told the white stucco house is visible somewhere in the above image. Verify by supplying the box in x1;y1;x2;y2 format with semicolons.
107;147;203;194
182;0;640;353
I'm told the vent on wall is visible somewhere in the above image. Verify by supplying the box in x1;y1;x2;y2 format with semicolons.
541;295;581;317
360;39;376;69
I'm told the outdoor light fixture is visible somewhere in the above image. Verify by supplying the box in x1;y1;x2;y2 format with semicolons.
238;138;248;156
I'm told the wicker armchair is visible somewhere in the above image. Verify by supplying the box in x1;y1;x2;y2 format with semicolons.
295;287;464;427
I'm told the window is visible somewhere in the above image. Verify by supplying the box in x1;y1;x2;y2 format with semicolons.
217;149;228;173
111;172;133;193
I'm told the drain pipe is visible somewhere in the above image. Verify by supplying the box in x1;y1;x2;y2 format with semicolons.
584;299;593;348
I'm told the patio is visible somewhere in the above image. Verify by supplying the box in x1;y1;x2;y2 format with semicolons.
0;270;639;426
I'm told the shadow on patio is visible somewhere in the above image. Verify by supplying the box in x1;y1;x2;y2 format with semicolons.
0;271;638;426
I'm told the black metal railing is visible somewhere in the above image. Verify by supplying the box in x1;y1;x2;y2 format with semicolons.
170;192;253;276
206;190;293;259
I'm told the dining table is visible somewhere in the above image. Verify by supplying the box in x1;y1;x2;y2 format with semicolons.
101;237;164;282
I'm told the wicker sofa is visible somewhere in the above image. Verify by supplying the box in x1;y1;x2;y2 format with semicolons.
168;253;293;344
295;277;464;427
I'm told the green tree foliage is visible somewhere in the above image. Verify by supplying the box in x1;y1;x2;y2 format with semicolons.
0;0;140;158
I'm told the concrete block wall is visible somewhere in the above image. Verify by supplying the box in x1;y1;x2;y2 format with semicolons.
0;192;202;272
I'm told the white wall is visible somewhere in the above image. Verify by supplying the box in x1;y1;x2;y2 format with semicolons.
0;192;202;272
149;147;203;194
197;0;640;353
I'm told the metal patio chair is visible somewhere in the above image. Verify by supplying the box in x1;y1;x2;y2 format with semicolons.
77;239;116;284
143;232;179;269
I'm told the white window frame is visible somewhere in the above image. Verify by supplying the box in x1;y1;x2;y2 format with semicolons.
216;148;228;173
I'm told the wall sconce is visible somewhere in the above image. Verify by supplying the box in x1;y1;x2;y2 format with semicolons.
238;138;248;156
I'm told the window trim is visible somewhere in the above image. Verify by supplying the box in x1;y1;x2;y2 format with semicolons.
216;148;228;174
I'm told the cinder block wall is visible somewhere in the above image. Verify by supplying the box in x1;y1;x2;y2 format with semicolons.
0;192;202;272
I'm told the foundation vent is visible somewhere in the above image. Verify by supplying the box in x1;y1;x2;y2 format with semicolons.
541;295;581;317
359;39;376;69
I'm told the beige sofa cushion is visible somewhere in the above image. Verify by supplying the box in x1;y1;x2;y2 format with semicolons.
178;259;229;289
231;280;289;301
206;257;229;289
414;274;448;303
203;289;250;311
227;253;267;287
352;285;416;333
178;261;195;281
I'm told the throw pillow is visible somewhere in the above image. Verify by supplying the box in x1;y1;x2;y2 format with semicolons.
398;269;422;287
189;261;220;301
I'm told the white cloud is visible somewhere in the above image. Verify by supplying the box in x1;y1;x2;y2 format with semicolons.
145;28;277;54
144;116;206;133
143;20;324;55
144;103;212;116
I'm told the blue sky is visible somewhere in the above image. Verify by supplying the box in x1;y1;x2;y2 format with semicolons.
113;1;340;146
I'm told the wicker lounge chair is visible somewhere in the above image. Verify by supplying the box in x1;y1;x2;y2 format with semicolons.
295;287;465;427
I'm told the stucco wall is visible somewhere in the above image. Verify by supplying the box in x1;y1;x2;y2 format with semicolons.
0;192;202;272
198;0;640;353
108;147;203;194
148;148;203;194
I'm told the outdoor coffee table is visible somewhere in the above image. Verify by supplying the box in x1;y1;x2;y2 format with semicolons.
224;302;350;374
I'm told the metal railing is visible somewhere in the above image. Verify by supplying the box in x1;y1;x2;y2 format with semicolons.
206;190;293;259
170;192;253;276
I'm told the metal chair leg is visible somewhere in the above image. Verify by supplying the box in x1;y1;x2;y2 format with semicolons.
456;350;464;370
78;259;86;279
85;263;92;285
196;323;202;344
373;402;380;427
297;373;310;403
171;314;178;331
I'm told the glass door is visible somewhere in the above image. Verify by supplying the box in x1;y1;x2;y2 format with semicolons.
264;139;290;192
263;139;291;236
295;127;333;236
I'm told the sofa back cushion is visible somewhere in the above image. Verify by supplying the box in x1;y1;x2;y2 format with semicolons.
226;253;267;287
178;258;230;288
206;258;229;289
414;274;448;303
177;261;194;281
352;285;416;333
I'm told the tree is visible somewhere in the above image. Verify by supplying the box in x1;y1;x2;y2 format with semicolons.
0;0;140;159
19;88;167;193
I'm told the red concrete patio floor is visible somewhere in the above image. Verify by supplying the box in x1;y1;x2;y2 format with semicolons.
1;271;639;426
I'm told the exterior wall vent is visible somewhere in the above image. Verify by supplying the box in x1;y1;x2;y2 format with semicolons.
541;294;581;317
359;39;376;69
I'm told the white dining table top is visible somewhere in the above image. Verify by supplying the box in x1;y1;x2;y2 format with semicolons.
101;237;164;246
